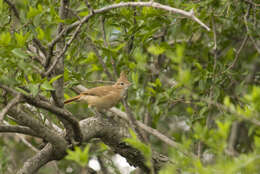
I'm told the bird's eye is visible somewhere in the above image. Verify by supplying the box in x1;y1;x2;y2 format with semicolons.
120;82;124;85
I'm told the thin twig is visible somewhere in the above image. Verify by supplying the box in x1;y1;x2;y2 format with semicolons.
201;97;260;127
16;134;39;152
101;17;108;47
226;121;239;156
222;35;248;73
122;98;148;143
86;37;114;80
43;19;85;77
244;6;260;54
0;94;22;122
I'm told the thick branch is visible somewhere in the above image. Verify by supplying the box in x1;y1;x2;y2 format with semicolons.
0;84;82;142
18;115;169;174
80;117;168;173
75;85;182;151
24;95;82;142
8;108;67;157
17;144;55;174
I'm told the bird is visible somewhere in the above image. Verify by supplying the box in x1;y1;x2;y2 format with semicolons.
64;71;131;110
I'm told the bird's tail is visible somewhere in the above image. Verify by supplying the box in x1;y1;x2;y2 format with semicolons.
64;95;81;104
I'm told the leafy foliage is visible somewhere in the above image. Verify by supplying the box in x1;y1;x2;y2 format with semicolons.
65;145;91;167
0;0;259;173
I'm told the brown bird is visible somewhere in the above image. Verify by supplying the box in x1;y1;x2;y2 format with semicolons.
64;72;131;110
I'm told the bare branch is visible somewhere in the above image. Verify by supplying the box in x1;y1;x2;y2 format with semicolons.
8;108;67;155
109;107;192;157
24;95;82;142
0;124;40;138
17;144;55;174
52;1;210;49
46;1;210;75
43;17;84;77
245;0;260;7
0;93;22;122
4;0;20;20
18;116;169;174
122;98;149;143
92;2;210;31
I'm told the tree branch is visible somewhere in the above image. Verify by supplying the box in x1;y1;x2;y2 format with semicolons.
0;93;22;122
222;35;248;73
74;85;187;155
8;108;67;157
0;124;40;138
17;144;55;174
18;115;169;174
85;36;114;80
0;84;83;143
24;95;83;142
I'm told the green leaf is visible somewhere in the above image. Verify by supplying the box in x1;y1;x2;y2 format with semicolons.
155;78;162;87
124;130;152;168
15;32;28;47
49;75;63;84
41;80;54;91
0;0;3;12
147;44;165;55
27;6;40;19
224;96;231;107
36;27;45;40
0;32;11;46
28;84;39;97
15;87;30;95
78;10;89;17
66;145;91;167
12;48;29;59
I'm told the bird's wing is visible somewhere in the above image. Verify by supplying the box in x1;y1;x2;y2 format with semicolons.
81;85;114;97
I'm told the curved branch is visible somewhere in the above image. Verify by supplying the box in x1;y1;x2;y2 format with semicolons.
17;144;55;174
18;116;169;174
0;84;82;142
24;95;83;142
50;1;210;51
0;125;40;138
45;1;210;76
